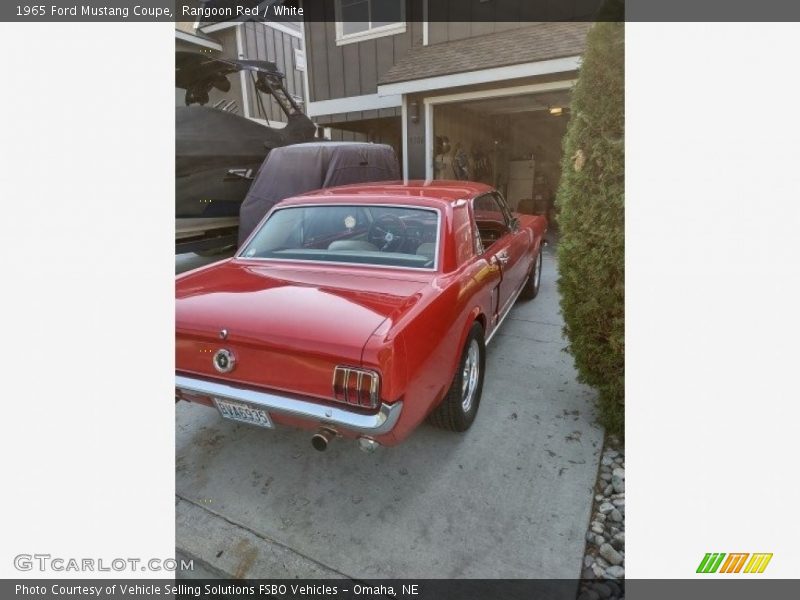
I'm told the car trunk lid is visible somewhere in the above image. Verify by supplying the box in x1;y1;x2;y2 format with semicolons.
176;261;428;402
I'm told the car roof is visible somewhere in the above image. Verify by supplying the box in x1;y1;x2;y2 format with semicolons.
284;180;494;206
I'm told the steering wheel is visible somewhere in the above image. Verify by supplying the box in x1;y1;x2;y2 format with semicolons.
368;214;407;252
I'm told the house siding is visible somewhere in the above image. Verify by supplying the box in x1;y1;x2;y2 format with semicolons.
302;0;582;103
427;21;528;46
304;1;424;102
427;1;531;46
426;0;593;43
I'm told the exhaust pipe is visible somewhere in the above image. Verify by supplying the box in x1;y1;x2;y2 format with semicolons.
311;428;336;452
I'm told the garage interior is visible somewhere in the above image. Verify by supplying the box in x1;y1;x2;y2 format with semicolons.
432;89;571;224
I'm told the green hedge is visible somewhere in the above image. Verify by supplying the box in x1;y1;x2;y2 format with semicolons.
556;21;625;437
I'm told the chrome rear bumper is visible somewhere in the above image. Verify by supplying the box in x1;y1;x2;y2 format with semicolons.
175;374;402;436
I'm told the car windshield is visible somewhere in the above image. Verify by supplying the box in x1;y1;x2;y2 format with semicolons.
239;205;440;270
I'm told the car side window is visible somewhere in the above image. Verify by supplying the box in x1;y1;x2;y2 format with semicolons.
473;193;511;229
491;192;515;226
472;193;514;252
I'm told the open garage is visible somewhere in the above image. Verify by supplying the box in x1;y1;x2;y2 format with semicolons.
430;85;571;221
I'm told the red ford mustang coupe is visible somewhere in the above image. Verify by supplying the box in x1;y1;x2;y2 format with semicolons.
175;181;547;451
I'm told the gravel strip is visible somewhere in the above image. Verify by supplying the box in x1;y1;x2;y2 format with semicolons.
578;435;625;600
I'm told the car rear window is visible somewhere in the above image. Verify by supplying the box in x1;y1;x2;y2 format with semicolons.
239;205;440;270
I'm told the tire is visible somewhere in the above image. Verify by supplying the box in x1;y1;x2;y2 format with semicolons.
520;246;543;300
428;322;486;432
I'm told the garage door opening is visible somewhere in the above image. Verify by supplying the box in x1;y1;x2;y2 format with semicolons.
431;87;572;225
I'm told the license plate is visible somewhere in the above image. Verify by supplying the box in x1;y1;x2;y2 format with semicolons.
213;398;273;428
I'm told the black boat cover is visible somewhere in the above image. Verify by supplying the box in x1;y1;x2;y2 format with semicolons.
238;142;401;245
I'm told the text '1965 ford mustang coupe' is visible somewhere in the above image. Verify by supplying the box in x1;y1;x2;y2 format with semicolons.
175;181;547;452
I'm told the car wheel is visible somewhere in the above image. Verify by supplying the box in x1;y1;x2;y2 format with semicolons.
428;322;486;432
520;246;543;300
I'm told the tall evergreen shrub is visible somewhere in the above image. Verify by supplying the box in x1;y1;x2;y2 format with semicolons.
556;20;625;436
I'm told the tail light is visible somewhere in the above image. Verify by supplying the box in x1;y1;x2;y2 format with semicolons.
332;366;380;409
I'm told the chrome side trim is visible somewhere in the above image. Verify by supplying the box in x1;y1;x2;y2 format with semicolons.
485;275;528;346
176;375;402;436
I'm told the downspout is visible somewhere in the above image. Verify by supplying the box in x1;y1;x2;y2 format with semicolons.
401;95;409;180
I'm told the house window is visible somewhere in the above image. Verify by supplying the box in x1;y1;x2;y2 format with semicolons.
335;0;406;45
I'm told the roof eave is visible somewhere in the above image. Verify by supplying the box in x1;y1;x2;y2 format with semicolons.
377;55;582;97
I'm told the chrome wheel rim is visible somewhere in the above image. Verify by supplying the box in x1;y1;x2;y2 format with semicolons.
534;251;542;289
461;339;480;413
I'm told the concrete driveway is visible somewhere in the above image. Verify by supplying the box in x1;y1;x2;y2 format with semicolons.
175;245;603;579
